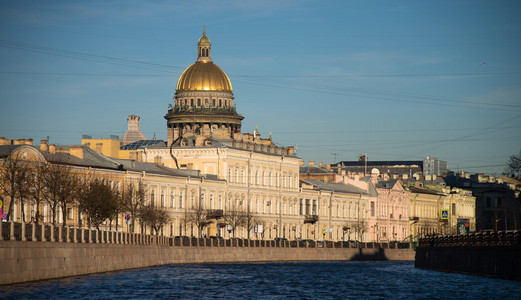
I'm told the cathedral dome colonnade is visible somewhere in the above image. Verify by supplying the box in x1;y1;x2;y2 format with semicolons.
165;30;243;144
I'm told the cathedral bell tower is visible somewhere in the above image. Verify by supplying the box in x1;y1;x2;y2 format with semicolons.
165;29;244;146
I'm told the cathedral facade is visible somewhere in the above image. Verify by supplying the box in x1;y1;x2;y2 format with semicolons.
138;31;303;239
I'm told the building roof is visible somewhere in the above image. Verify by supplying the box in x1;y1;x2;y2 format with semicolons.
120;139;166;150
338;160;423;167
408;186;444;196
299;166;335;174
301;179;368;195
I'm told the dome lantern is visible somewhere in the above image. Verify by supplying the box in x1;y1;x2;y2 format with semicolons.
198;26;211;62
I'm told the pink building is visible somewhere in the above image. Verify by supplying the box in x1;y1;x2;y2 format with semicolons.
368;179;410;243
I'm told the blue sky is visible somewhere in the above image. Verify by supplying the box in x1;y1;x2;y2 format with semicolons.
1;0;520;175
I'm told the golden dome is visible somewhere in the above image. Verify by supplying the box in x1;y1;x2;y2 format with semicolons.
198;35;210;44
176;31;233;92
176;61;233;92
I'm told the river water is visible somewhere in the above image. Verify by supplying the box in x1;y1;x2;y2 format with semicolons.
1;261;520;299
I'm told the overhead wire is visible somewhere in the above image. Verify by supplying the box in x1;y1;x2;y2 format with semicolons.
1;39;521;112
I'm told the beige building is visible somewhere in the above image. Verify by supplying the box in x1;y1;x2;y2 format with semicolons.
408;185;476;237
299;179;369;242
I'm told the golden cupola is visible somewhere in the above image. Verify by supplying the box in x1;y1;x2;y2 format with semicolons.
165;29;243;146
175;30;233;92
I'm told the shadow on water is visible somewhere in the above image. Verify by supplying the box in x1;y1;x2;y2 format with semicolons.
350;248;388;261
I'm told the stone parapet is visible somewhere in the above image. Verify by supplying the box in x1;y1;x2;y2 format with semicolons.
0;221;414;285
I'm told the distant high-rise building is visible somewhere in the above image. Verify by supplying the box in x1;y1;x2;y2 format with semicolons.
423;156;448;176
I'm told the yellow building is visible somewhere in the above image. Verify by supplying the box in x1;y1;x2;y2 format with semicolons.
408;185;476;237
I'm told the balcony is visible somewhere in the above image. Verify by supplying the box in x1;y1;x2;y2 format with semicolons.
207;209;223;219
304;215;319;224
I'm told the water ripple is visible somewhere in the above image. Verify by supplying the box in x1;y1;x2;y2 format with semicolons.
1;261;520;299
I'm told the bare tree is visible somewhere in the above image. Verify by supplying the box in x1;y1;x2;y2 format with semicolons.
42;161;78;226
27;161;49;224
120;181;147;233
504;150;521;178
351;220;367;242
139;204;170;235
77;178;118;230
244;205;260;240
223;204;247;238
0;149;30;221
185;200;210;237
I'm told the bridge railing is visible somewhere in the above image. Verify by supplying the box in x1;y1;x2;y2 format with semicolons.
418;230;521;248
0;220;412;249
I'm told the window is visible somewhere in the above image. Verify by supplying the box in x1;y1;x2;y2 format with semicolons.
496;197;502;208
161;191;165;207
171;191;175;208
370;201;375;217
67;208;73;220
179;195;183;208
451;203;456;216
197;99;201;106
151;190;155;206
486;197;491;208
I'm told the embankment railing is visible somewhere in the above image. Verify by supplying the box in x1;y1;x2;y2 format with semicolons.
418;230;521;248
0;220;411;249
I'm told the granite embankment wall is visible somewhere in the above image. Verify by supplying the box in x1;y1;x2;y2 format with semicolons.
415;231;521;280
0;221;414;285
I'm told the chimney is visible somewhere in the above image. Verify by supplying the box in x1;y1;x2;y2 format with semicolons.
69;146;84;160
127;115;140;131
299;160;305;166
14;139;25;145
49;144;56;154
0;137;10;145
308;161;315;167
40;140;48;152
25;139;33;145
96;143;103;154
318;162;323;168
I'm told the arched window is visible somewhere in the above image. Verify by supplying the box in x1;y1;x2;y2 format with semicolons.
150;190;155;206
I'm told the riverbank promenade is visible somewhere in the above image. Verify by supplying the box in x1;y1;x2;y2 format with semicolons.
1;221;414;285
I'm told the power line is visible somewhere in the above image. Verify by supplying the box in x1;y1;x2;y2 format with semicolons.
2;40;521;111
